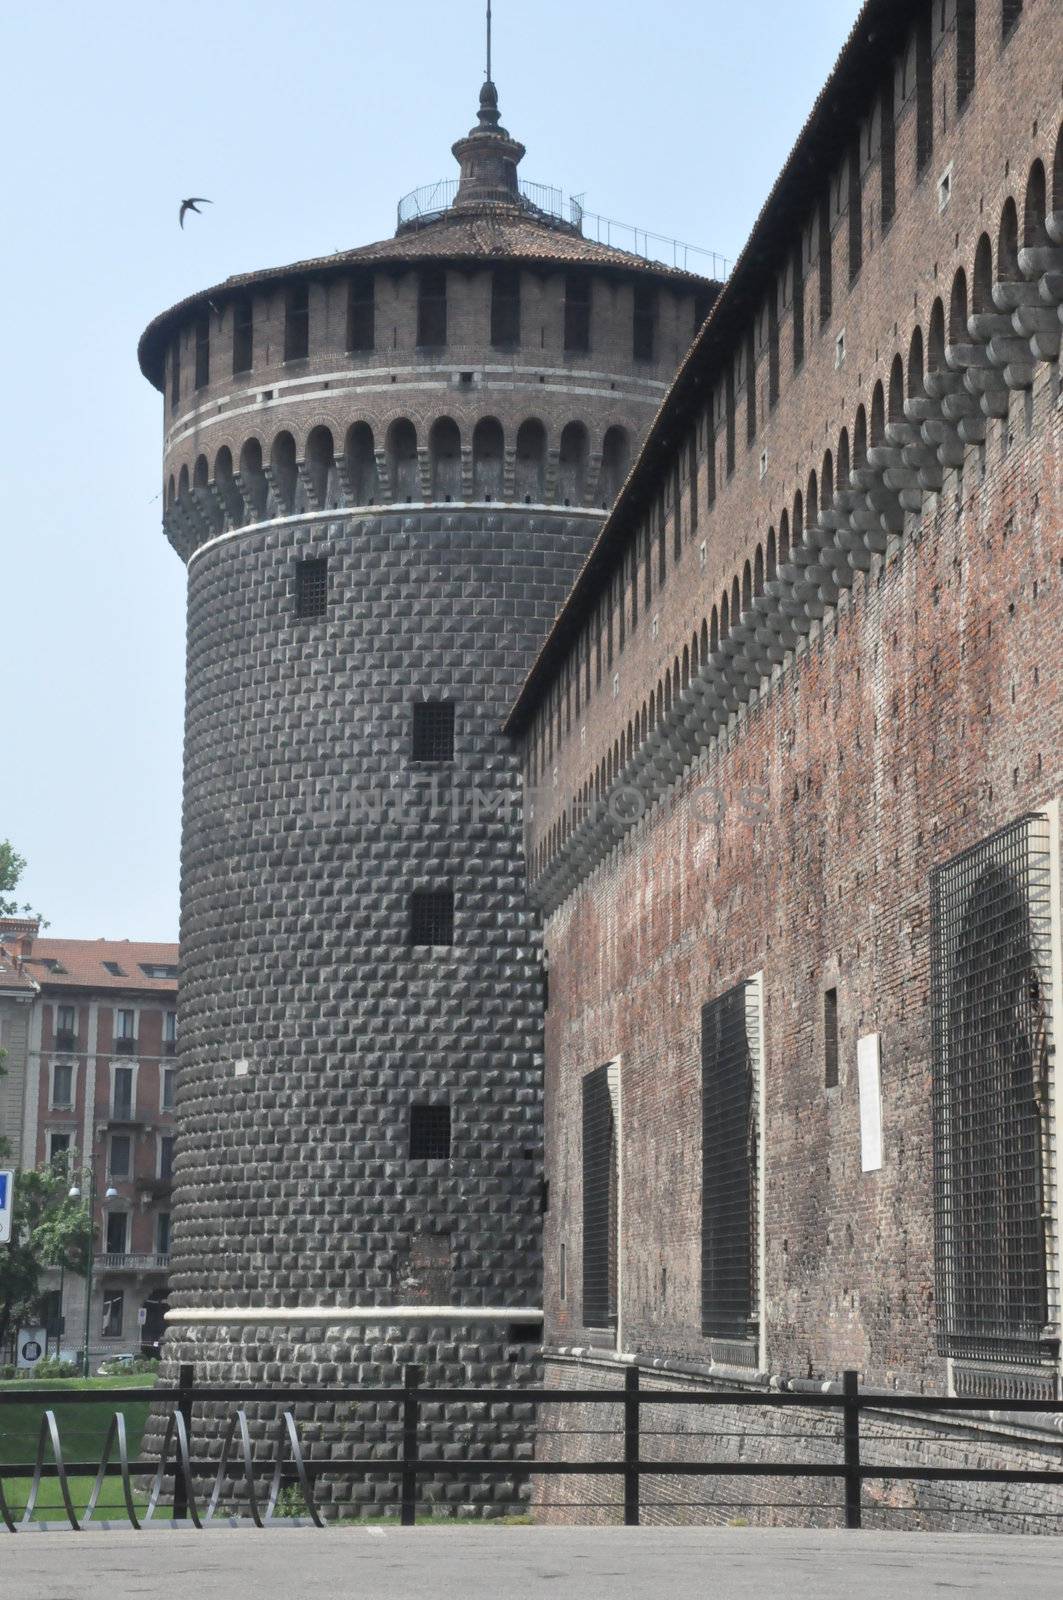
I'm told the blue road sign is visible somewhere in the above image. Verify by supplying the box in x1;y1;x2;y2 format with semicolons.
0;1170;13;1244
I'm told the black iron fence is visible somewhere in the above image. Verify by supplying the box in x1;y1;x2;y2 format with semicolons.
1;1365;1061;1532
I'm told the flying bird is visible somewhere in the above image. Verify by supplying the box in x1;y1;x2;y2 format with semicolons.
179;197;212;229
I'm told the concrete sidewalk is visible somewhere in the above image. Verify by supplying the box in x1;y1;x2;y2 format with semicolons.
3;1526;1059;1600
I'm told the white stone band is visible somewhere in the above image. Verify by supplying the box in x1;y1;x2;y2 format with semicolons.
166;1305;544;1325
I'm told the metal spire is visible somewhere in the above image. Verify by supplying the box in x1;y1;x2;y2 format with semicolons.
486;1;492;82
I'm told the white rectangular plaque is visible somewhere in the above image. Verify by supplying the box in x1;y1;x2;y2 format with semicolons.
857;1033;882;1173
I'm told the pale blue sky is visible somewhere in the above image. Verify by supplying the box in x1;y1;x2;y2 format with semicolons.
3;0;859;939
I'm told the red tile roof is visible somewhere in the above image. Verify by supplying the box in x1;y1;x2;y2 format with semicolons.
138;204;717;389
20;939;179;994
0;944;39;994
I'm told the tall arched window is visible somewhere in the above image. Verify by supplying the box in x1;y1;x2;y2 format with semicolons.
998;200;1020;281
972;235;994;313
559;422;588;506
239;437;267;517
472;417;504;500
600;427;630;507
386;419;419;501
928;299;947;373
429;417;461;501
345;422;378;505
270;432;297;512
515;419;546;502
908;327;925;398
948;271;968;345
306;426;335;507
1023;162;1048;247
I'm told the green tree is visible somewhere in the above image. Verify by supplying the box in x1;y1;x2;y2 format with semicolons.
0;1166;92;1354
0;838;30;917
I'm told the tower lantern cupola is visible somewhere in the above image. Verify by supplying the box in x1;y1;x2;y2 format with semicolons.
452;80;526;211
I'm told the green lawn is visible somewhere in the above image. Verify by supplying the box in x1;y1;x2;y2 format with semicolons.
0;1374;158;1524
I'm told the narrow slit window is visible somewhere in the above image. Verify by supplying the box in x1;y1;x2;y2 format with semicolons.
409;1103;451;1159
232;297;253;374
915;12;933;175
194;314;209;390
880;75;896;230
791;247;804;372
701;978;761;1343
284;283;310;362
824;988;839;1089
170;339;181;407
956;1;976;111
295;557;328;619
564;274;591;353
491;267;521;348
417;268;447;347
411;700;455;762
582;1064;618;1329
346;270;375;352
848;136;863;284
818;194;832;326
633;283;656;361
410;888;454;946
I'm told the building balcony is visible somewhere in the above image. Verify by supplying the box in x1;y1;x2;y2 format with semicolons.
114;1037;137;1055
162;1038;177;1057
97;1251;171;1275
136;1175;173;1198
55;1030;78;1052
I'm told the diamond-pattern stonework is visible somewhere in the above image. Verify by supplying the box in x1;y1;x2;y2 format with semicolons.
149;506;595;1514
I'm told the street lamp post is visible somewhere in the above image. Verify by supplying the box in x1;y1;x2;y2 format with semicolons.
68;1158;117;1379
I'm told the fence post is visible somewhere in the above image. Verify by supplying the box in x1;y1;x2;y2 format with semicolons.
842;1368;862;1530
400;1363;422;1527
623;1365;640;1526
173;1362;194;1522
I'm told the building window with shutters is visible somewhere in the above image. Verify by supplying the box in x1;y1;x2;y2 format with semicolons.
701;975;763;1356
931;813;1057;1370
582;1061;619;1331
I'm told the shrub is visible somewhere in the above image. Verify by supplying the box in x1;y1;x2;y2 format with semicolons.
31;1356;80;1378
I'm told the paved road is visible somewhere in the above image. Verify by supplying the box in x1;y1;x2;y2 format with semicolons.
4;1525;1059;1599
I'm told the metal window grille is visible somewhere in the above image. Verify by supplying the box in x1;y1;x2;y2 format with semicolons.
417;268;447;347
295;558;328;619
409;1103;451;1160
582;1064;617;1329
702;980;759;1341
563;274;591;353
491;267;521;348
931;813;1056;1365
346;270;375;352
411;700;455;762
632;283;656;362
409;889;454;946
232;297;253;374
194;315;210;390
284;284;310;362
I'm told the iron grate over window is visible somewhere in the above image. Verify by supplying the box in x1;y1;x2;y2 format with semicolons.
582;1063;618;1329
295;558;328;619
931;813;1056;1366
411;700;455;762
410;888;454;946
409;1103;451;1159
702;979;760;1343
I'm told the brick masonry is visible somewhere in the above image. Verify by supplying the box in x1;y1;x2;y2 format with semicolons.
510;0;1063;1528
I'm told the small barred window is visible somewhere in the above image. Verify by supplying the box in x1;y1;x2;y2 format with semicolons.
410;888;454;946
409;1103;451;1159
412;700;455;762
295;558;328;619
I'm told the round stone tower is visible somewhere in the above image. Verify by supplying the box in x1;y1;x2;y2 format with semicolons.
138;77;715;1513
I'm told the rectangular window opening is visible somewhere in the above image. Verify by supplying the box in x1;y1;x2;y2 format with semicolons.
701;978;761;1343
409;888;454;946
409;1103;451;1159
880;75;896;232
295;557;329;619
915;13;933;175
346;269;375;352
417;267;448;347
824;987;839;1089
232;296;253;374
284;283;310;362
633;283;656;362
102;1289;124;1338
582;1063;618;1330
411;699;455;762
491;267;521;348
564;274;591;353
